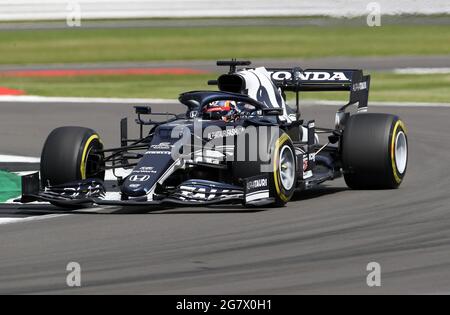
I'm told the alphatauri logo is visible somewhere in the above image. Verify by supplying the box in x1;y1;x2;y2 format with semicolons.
247;178;268;191
270;71;351;82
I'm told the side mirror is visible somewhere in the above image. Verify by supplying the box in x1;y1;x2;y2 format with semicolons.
207;80;218;86
134;106;152;115
261;108;283;116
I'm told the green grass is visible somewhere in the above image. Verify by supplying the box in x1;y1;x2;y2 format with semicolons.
2;72;449;103
0;171;21;203
1;25;450;65
0;74;213;98
294;72;450;103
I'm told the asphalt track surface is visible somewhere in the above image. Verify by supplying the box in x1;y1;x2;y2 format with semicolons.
1;100;450;294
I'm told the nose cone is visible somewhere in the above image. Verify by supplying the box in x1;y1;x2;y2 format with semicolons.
121;144;175;198
122;173;155;197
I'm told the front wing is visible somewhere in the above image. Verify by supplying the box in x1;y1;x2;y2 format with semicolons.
15;173;275;208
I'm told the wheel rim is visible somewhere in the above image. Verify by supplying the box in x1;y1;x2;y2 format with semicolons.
395;131;407;174
279;146;295;190
85;142;104;179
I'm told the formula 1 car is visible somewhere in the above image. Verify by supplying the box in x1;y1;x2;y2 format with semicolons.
17;60;408;209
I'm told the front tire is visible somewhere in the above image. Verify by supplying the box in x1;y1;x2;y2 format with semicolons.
232;130;297;206
342;113;408;189
271;133;297;206
40;127;105;187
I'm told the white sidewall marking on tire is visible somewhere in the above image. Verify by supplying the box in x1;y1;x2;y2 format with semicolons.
395;131;407;174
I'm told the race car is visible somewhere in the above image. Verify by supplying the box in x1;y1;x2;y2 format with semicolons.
17;60;408;209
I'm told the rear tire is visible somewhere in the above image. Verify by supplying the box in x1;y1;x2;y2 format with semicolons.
342;113;408;189
40;127;105;187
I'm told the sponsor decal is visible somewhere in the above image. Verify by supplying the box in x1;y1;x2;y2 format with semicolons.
129;175;151;182
207;126;245;140
271;71;292;81
245;176;270;203
194;156;221;165
150;142;172;150
178;185;243;202
303;170;313;179
245;191;270;203
270;71;351;82
179;187;216;201
353;82;368;91
129;184;141;188
247;178;268;191
134;166;157;174
303;155;309;171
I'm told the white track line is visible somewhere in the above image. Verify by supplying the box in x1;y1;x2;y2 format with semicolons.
4;167;128;204
1;95;449;108
303;100;450;108
11;171;37;176
393;67;450;75
0;154;40;163
13;169;129;181
0;95;176;104
0;159;127;225
0;214;70;226
4;195;48;204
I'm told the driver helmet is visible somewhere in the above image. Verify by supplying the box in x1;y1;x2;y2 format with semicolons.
203;100;237;121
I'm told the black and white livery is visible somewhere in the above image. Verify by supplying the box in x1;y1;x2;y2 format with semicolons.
17;60;408;209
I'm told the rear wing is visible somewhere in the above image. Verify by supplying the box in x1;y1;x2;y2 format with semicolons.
212;60;371;123
213;61;370;109
267;68;371;110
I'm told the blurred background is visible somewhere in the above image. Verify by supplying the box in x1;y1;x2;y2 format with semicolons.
0;0;449;103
